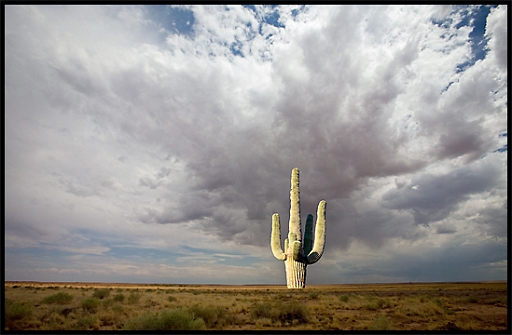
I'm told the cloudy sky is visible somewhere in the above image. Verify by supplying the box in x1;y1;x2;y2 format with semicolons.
5;5;508;285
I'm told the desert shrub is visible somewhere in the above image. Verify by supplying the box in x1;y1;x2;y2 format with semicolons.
368;315;393;330
5;300;33;329
364;294;376;301
60;307;77;316
74;315;99;330
364;301;379;310
144;298;158;307
365;298;389;310
40;310;67;330
431;298;455;314
466;296;479;303
250;302;275;320
276;293;290;300
81;297;100;313
41;292;74;305
189;305;226;328
102;298;114;308
255;317;273;328
167;295;177;302
275;301;309;324
399;300;445;317
92;288;111;299
112;304;124;314
481;296;507;305
113;293;125;302
127;292;141;304
122;309;206;330
445;307;455;315
432;297;445;308
339;295;350;303
499;296;507;305
308;292;319;299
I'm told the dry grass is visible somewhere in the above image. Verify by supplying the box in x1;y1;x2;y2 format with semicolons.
4;281;508;330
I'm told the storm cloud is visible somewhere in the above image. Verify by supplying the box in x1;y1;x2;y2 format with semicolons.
5;5;507;284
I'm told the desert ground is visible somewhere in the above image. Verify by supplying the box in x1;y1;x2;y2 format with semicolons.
4;280;508;331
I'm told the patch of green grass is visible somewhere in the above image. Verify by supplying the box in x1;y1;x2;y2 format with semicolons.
339;295;350;303
250;302;275;320
122;309;206;330
365;298;389;310
40;292;74;305
127;292;141;304
466;296;479;303
74;315;98;330
368;315;393;330
5;300;33;330
189;305;226;328
92;288;111;299
308;292;319;299
113;293;125;302
251;300;309;325
432;297;445;308
112;304;124;314
81;297;100;313
275;301;309;324
102;298;115;308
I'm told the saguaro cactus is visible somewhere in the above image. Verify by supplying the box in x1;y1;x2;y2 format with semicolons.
271;168;326;289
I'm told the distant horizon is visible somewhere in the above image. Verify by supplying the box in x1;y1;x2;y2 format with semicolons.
5;279;507;286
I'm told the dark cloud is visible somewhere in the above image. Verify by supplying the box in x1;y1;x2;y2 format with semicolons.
381;158;502;225
5;5;507;284
338;239;506;283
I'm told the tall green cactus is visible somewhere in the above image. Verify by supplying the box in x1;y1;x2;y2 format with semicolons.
271;168;326;289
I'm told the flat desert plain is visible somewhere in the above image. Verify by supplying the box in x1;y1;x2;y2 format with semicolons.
4;280;508;331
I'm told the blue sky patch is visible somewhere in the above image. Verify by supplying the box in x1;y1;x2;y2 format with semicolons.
243;4;286;34
146;5;195;38
454;5;494;72
494;144;507;153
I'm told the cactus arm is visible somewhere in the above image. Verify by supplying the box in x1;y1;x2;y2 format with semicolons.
271;213;287;261
288;231;297;243
303;214;314;256
292;241;302;261
287;231;302;261
289;168;302;241
306;200;326;264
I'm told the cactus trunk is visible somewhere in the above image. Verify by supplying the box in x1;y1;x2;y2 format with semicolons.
271;168;326;289
285;258;306;289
